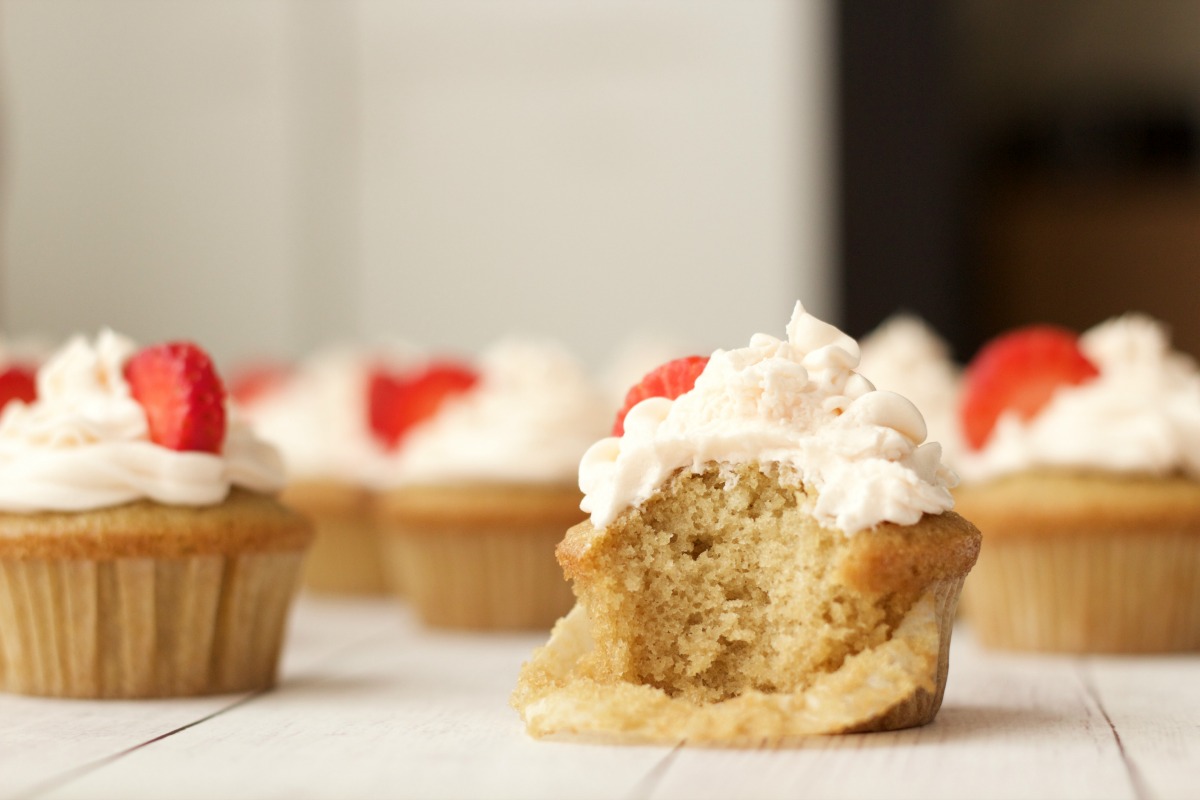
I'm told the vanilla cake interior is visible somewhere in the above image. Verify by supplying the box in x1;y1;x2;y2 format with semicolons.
513;462;980;742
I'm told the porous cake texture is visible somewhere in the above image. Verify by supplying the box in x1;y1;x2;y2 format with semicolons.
513;463;980;743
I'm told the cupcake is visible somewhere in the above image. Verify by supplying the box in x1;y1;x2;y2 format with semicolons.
0;335;48;414
235;347;405;595
375;340;610;630
0;331;312;698
954;316;1200;653
512;303;980;742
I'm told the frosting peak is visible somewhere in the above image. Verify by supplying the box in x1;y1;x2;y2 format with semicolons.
580;302;955;534
0;330;285;512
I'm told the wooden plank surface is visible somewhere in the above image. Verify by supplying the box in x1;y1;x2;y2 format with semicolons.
1082;657;1200;800
1;597;1197;800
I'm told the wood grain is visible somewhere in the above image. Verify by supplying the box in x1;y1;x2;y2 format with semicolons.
0;598;1195;800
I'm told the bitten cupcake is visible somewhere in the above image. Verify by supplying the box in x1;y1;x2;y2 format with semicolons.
954;316;1200;653
512;303;980;743
0;331;312;698
374;340;610;630
235;347;403;595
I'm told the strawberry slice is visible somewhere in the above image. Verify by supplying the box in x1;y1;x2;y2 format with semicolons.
960;325;1100;450
369;361;479;450
228;362;291;407
612;355;709;436
124;342;227;453
0;364;37;412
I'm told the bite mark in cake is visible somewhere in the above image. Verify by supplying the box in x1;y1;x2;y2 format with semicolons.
513;303;979;742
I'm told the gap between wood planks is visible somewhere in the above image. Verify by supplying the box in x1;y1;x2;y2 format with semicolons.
624;741;684;800
8;693;259;800
1078;664;1151;800
9;616;406;800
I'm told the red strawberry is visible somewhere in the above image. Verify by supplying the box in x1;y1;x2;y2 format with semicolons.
0;364;37;412
368;362;479;450
228;362;291;406
612;355;710;436
960;325;1100;450
124;342;227;453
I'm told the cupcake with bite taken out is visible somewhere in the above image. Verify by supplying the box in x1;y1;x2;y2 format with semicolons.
954;316;1200;652
374;340;610;630
0;331;312;698
512;303;980;743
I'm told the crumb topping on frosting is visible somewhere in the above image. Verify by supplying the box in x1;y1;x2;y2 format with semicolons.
579;302;956;534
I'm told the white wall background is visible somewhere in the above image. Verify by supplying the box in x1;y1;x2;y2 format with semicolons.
0;0;833;367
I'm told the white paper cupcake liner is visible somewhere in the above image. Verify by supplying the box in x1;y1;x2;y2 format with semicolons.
963;532;1200;652
0;551;305;698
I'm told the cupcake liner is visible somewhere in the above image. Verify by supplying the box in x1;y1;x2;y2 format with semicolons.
0;551;305;698
963;531;1200;653
515;576;967;742
382;526;574;630
845;574;963;734
301;513;387;595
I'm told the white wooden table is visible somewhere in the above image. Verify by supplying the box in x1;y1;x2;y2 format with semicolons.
3;596;1198;800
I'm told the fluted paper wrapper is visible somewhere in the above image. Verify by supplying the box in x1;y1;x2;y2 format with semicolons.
514;576;966;743
0;551;305;698
963;532;1200;653
383;527;574;630
302;514;387;596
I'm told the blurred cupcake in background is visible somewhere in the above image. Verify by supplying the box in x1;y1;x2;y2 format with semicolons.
953;315;1200;653
234;344;413;595
600;335;697;412
0;334;53;414
857;314;963;464
374;340;610;630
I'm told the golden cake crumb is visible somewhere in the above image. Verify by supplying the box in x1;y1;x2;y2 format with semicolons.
514;462;979;743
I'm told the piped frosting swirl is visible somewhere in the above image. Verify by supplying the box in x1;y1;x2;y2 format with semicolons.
0;330;284;512
579;303;956;534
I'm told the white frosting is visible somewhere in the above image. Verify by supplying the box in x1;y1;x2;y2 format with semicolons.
580;303;956;534
857;314;963;465
239;345;407;484
0;330;285;512
383;340;610;486
957;314;1200;482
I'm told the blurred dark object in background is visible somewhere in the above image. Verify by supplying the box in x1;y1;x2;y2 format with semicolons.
993;103;1197;175
839;0;1200;360
979;174;1200;358
837;0;968;357
979;101;1200;359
